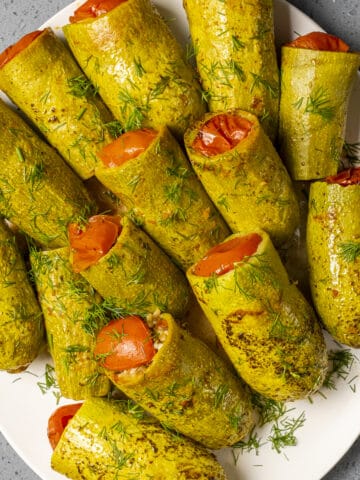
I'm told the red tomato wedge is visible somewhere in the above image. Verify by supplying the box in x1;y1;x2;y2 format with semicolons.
326;167;360;186
98;129;158;168
95;316;156;371
191;114;252;157
0;30;43;69
70;0;126;23
193;233;262;277
48;403;82;450
286;32;349;52
68;215;121;273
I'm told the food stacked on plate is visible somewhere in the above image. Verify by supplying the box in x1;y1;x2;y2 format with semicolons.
0;0;359;478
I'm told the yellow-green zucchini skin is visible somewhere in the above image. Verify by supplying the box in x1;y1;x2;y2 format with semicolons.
0;29;114;180
183;0;279;140
279;47;360;180
104;313;254;449
184;110;299;246
51;398;226;480
307;181;360;346
30;247;110;399
187;231;328;401
95;127;230;270
63;0;205;138
0;220;43;372
0;99;95;247
78;217;190;318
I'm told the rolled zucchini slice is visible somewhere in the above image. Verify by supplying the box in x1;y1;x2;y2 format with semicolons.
71;216;190;318
95;312;254;449
307;169;360;346
183;0;280;140
279;40;360;180
0;220;44;372
63;0;205;138
95;126;230;270
187;230;328;401
30;247;110;399
51;398;227;480
184;110;299;246
0;28;115;179
0;99;95;247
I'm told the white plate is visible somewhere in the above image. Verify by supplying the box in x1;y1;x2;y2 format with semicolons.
0;1;360;480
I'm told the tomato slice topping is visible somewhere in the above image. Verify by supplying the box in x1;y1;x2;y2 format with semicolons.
48;403;82;450
326;167;360;186
95;316;156;371
70;0;126;23
98;129;158;168
192;114;252;157
0;30;43;69
68;215;121;273
193;233;262;277
286;32;349;52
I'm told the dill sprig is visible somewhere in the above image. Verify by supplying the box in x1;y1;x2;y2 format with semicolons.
104;120;124;139
251;392;288;427
37;363;61;404
339;241;360;263
214;384;229;408
323;348;357;390
232;426;264;456
268;411;306;453
250;73;279;99
304;87;335;121
343;141;360;165
67;75;99;98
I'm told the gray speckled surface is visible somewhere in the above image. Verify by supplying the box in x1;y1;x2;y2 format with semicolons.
0;0;359;479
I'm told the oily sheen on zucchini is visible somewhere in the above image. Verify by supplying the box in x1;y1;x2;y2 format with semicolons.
102;313;254;449
187;231;328;401
51;398;226;480
307;180;360;347
0;220;44;372
95;126;230;270
183;0;279;140
279;46;360;180
0;99;95;248
63;0;205;138
184;110;299;246
0;28;114;179
30;247;110;399
78;217;190;318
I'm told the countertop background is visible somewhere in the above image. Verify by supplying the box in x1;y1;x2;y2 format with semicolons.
0;0;360;479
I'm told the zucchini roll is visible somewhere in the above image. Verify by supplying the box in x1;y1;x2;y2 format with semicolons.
183;0;279;140
307;168;360;347
30;247;110;399
0;28;114;180
69;215;190;318
94;312;254;449
50;399;226;480
95;127;230;270
63;0;205;138
0;220;43;372
279;32;360;180
0;99;95;248
184;110;299;246
187;231;328;401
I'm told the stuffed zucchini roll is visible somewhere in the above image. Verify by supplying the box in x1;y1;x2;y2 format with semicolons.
49;399;227;480
279;32;360;180
0;99;95;247
184;110;299;245
0;28;115;179
187;231;328;401
63;0;205;138
68;215;190;318
307;168;360;347
95;127;230;270
30;247;110;399
94;312;254;449
183;0;279;140
0;220;43;372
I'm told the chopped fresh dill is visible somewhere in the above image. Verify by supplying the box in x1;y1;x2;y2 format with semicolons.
250;73;279;99
134;57;146;77
323;349;357;390
268;411;306;453
343;141;360;165
77;107;87;120
67;75;99;98
232;35;245;50
104;120;124;138
232;426;264;455
24;160;45;192
304;87;335;121
339;241;360;263
214;384;229;408
37;364;61;404
204;274;219;293
251;392;288;426
15;146;25;162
